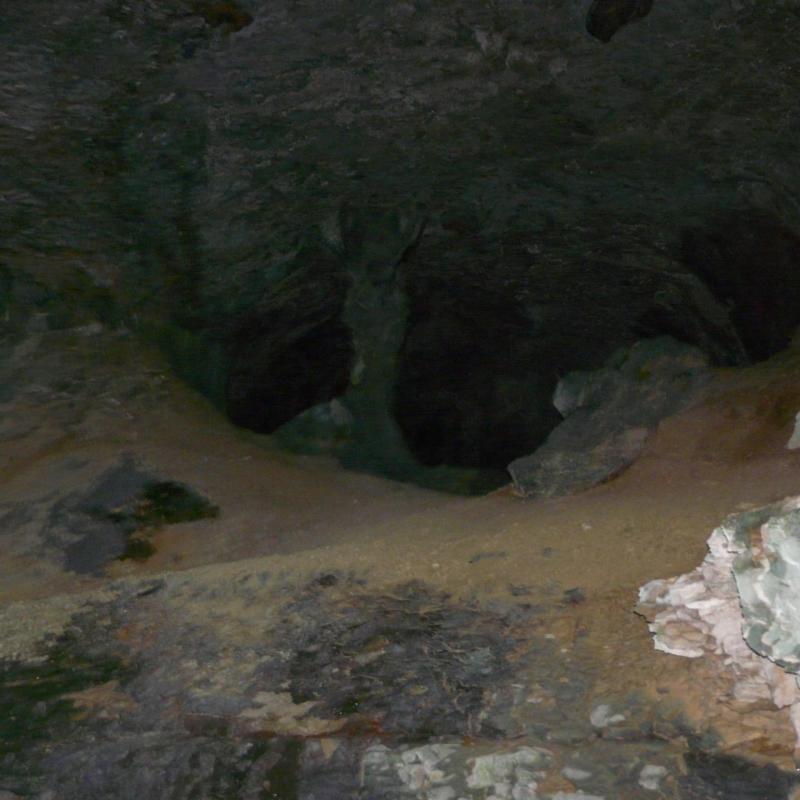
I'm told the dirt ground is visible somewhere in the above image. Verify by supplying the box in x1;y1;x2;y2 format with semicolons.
6;333;800;602
3;330;800;774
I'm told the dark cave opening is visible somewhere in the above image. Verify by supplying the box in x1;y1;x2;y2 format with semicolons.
392;298;563;470
215;210;800;491
681;210;800;362
225;317;354;434
222;243;354;436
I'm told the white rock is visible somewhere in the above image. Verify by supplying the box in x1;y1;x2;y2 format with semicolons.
638;497;800;751
562;767;593;782
787;412;800;449
638;764;668;791
467;747;549;790
550;794;605;800
427;787;457;800
589;704;625;728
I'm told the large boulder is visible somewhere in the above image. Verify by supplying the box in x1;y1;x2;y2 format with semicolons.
638;496;800;755
508;336;711;497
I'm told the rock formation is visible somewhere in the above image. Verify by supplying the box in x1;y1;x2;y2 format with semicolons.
639;496;800;758
6;0;800;488
509;336;711;497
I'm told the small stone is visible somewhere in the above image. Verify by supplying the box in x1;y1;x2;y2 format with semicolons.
563;587;586;605
562;766;593;782
547;727;590;745
638;764;667;791
590;703;626;728
787;412;800;449
428;788;456;800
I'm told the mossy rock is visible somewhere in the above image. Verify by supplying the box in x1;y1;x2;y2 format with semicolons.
0;642;133;761
93;480;218;564
106;480;219;531
0;265;121;337
118;536;158;562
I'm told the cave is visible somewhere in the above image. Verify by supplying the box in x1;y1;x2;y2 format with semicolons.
3;0;792;491
393;296;563;470
7;1;800;795
226;317;354;434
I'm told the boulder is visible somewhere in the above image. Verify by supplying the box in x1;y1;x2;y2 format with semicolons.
508;336;711;497
638;496;800;754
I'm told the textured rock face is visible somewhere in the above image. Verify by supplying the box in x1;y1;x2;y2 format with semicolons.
639;496;800;754
4;0;800;481
5;564;799;799
508;336;711;497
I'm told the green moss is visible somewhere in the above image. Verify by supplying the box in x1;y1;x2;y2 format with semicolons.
0;643;132;760
118;536;157;562
263;739;302;800
137;481;219;526
335;696;362;716
107;481;219;531
105;481;218;563
93;480;218;564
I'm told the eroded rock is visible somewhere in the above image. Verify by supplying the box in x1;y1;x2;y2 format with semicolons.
508;337;711;497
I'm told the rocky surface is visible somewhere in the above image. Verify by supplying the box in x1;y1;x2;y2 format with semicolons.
4;325;800;796
7;0;800;486
3;562;800;799
639;495;800;760
6;0;800;788
508;337;712;497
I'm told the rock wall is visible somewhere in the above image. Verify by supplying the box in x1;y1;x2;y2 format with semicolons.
5;0;800;484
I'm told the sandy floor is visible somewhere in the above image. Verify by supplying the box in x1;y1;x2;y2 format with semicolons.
4;334;800;768
6;335;800;604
